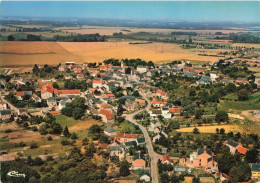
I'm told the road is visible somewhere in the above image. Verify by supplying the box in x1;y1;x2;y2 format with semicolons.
123;93;162;183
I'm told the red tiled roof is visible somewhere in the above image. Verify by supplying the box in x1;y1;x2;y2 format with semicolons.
54;89;80;95
151;101;164;105
41;84;54;94
77;74;84;78
16;91;25;96
93;80;103;84
156;89;167;96
169;108;181;113
117;133;141;139
100;109;114;120
99;144;108;149
133;159;145;167
106;94;115;98
101;103;113;109
237;146;248;155
162;155;170;162
49;110;61;115
100;65;107;70
74;68;82;72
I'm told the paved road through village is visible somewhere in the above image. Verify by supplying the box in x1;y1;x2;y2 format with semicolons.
123;93;162;183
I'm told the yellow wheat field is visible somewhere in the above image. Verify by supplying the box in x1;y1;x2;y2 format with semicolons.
0;41;225;65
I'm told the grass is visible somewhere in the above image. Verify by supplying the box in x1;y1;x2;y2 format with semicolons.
55;115;82;128
218;91;260;111
113;120;142;134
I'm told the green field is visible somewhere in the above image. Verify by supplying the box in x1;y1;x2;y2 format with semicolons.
218;91;260;111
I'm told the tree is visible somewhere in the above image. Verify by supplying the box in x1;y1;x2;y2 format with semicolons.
217;152;236;174
229;163;251;182
30;141;38;149
245;149;259;163
215;111;229;123
220;128;225;134
52;82;59;89
193;127;200;134
216;128;219;134
195;109;203;119
192;176;201;183
237;89;249;101
71;132;78;139
32;64;39;74
119;160;130;176
160;173;170;183
63;125;70;137
8;35;15;41
39;124;48;135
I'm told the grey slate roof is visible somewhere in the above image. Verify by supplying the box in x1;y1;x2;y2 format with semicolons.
0;110;11;115
227;140;239;147
104;127;116;134
198;148;212;156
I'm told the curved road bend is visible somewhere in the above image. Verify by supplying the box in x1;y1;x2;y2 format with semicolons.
123;93;162;183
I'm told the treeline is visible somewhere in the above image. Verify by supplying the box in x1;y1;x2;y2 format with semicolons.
229;33;260;44
171;32;197;36
53;33;106;42
103;58;155;68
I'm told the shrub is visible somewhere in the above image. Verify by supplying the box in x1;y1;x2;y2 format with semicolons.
30;141;39;149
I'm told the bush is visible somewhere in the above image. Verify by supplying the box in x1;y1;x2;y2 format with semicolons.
5;129;13;133
61;139;71;146
46;155;54;161
30;141;39;149
47;136;53;141
71;132;78;139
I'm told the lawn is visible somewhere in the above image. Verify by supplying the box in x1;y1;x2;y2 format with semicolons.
55;115;82;128
113;120;142;134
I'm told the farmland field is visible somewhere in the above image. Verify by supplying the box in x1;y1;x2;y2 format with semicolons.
54;25;258;35
176;124;244;134
0;41;227;65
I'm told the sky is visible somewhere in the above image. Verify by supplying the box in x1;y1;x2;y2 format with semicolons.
1;1;260;23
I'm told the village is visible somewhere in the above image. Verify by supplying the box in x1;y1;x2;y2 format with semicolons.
0;57;260;183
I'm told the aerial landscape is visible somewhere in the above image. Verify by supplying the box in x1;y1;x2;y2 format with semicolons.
0;1;260;183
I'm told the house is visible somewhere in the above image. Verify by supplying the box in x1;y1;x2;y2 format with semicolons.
151;101;164;108
41;84;54;99
54;89;81;97
18;108;27;116
196;76;211;85
136;99;146;107
132;159;146;170
190;148;215;169
99;109;114;123
0;110;11;120
169;107;181;115
32;93;41;103
99;65;107;71
210;71;218;81
47;97;57;107
16;91;24;100
225;140;248;155
116;133;142;143
106;93;115;99
42;77;52;82
136;137;146;146
184;72;198;78
0;100;7;110
148;120;161;132
74;68;82;73
136;66;148;73
156;89;168;99
249;163;260;179
93;80;103;88
101;103;113;110
104;127;117;136
139;172;151;182
162;154;171;164
255;76;260;86
124;99;139;112
161;107;172;119
125;140;138;148
174;168;186;173
150;109;162;118
76;74;84;79
58;100;67;110
153;134;161;143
